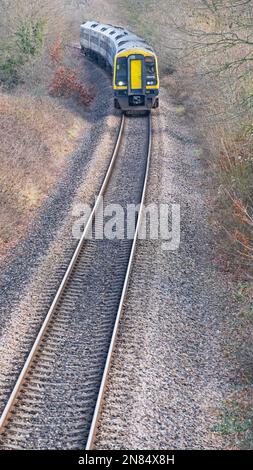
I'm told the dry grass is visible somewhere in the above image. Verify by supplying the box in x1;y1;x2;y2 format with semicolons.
0;0;94;258
0;92;85;256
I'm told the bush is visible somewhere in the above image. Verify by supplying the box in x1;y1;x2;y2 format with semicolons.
49;66;95;106
16;19;45;57
0;17;46;87
49;37;64;65
0;57;21;86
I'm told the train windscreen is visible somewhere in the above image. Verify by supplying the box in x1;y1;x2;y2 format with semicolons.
145;57;157;86
116;57;128;86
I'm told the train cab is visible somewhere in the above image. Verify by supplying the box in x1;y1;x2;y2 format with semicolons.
114;51;159;112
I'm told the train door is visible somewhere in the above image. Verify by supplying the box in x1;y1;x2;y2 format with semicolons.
128;55;145;105
130;59;142;90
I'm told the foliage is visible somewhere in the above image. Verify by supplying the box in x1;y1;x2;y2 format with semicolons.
49;37;64;65
49;66;95;106
0;17;46;86
156;0;253;273
15;19;45;56
0;56;21;86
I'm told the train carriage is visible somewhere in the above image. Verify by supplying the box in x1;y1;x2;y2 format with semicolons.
80;21;159;113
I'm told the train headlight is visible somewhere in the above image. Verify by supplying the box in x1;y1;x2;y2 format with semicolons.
117;81;126;86
147;81;154;85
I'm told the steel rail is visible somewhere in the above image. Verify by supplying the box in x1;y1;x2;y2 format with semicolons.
85;113;152;450
0;114;125;433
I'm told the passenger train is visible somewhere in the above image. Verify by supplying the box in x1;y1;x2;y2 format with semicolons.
80;20;159;113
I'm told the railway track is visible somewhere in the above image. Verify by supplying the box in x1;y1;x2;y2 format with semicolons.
0;113;152;450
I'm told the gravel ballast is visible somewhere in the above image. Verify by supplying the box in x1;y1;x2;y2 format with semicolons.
94;90;240;450
0;60;245;450
0;57;121;414
0;116;150;450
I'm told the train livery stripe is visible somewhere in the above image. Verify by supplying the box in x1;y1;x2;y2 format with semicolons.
130;59;142;90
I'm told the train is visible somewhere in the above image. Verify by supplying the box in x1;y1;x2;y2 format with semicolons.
80;20;159;113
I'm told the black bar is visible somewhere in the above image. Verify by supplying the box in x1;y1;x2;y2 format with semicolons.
0;450;250;467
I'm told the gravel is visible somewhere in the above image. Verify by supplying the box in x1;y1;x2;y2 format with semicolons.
93;89;240;450
0;58;117;333
0;62;243;450
0;56;121;414
0;116;149;450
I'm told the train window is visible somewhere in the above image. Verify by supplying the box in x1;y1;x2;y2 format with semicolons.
118;40;128;46
91;24;98;28
82;33;89;41
145;57;157;85
115;34;124;40
91;35;99;45
116;57;128;86
101;27;107;32
109;31;116;35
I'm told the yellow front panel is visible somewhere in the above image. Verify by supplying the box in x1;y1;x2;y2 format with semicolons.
130;59;142;89
114;51;159;90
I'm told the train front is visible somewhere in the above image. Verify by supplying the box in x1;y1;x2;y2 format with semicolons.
113;51;159;112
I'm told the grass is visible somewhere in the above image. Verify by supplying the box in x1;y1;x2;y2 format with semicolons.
0;92;85;257
236;283;253;325
213;399;253;449
0;0;95;259
213;401;250;436
212;282;253;449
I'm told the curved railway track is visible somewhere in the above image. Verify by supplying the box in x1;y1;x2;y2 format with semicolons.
0;113;152;450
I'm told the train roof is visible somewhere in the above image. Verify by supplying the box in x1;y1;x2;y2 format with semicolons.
81;20;154;55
